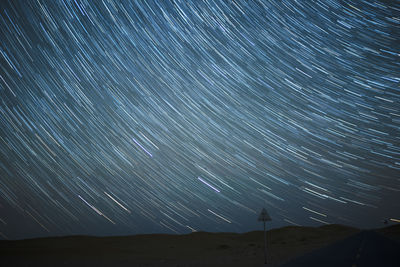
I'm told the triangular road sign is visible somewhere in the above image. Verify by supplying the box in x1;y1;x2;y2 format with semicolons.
258;208;271;221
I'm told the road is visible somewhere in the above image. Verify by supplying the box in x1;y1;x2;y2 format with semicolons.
280;230;400;267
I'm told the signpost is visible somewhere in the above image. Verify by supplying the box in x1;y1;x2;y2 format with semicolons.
258;208;271;265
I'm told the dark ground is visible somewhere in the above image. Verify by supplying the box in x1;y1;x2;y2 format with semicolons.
0;224;398;266
281;229;400;267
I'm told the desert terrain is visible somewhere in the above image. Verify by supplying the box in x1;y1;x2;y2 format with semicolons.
1;224;398;266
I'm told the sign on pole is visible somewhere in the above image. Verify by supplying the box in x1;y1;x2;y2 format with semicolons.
258;208;271;222
258;208;271;265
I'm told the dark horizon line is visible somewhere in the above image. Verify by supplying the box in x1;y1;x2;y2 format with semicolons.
2;223;398;242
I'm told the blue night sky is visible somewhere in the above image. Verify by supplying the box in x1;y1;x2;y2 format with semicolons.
0;0;399;240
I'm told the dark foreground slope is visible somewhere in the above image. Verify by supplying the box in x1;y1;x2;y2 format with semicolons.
377;224;400;242
0;224;364;266
281;227;400;267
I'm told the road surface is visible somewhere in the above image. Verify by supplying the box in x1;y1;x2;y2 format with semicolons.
280;230;400;267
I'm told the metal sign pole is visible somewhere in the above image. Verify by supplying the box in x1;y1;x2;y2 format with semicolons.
264;220;267;264
258;208;271;266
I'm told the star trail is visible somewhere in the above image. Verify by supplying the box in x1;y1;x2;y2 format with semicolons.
0;0;399;240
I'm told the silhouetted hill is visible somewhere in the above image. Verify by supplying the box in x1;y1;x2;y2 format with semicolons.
0;224;372;266
376;224;400;242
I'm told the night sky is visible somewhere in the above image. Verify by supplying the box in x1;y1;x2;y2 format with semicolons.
0;0;399;240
